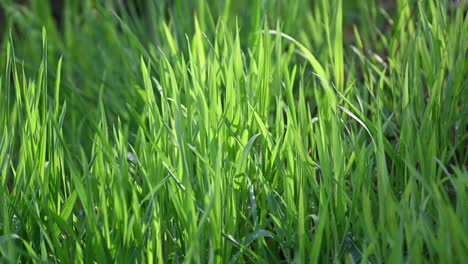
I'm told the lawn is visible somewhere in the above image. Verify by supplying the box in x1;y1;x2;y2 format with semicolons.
0;0;467;263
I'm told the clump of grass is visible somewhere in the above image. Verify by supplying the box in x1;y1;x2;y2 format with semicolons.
1;0;467;263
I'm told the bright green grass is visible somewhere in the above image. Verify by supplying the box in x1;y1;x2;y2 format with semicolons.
1;0;467;263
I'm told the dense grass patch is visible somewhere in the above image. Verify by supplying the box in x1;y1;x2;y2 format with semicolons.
1;0;467;263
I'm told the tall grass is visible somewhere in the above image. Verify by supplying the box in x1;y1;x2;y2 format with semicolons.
1;0;467;263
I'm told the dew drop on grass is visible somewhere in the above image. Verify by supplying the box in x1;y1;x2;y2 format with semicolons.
126;152;137;163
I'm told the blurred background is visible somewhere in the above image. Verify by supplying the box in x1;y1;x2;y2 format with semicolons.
0;0;464;152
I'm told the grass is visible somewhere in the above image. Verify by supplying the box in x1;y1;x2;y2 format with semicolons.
0;0;467;263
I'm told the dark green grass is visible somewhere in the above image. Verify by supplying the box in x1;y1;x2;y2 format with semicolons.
1;0;467;263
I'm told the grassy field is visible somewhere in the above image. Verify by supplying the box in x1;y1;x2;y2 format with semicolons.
0;0;467;263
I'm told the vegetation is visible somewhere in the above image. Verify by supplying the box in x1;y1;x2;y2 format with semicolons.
1;0;467;263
